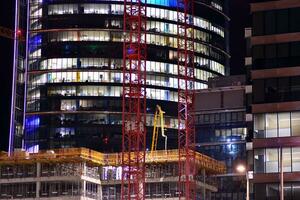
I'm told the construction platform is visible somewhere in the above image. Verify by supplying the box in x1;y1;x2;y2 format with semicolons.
0;148;225;199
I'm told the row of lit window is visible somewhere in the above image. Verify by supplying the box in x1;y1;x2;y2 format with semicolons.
147;21;211;42
30;6;42;18
25;111;178;130
60;103;179;128
215;128;246;139
41;20;212;43
30;47;224;70
27;83;205;107
30;65;217;83
254;147;300;173
30;49;41;59
254;112;300;138
211;1;223;11
101;165;179;181
46;30;213;57
61;19;215;44
26;86;180;106
29;30;224;74
29;0;43;30
30;2;42;30
148;21;212;42
27;71;212;91
37;57;224;75
27;82;206;106
55;113;177;129
37;0;224;11
45;4;224;37
29;45;224;72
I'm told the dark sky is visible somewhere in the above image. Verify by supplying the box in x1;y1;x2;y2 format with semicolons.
0;0;250;151
0;0;14;151
229;0;250;75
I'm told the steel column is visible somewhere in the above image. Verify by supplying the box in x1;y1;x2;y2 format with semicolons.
177;0;196;199
121;0;147;199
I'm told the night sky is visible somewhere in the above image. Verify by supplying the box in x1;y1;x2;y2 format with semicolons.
0;0;14;151
229;0;250;75
0;0;250;151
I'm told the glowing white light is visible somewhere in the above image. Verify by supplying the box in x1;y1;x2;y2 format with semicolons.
236;164;246;173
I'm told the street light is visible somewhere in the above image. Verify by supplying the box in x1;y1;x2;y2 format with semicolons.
236;164;246;174
236;164;249;200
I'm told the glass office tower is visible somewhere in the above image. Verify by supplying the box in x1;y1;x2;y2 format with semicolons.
15;0;229;152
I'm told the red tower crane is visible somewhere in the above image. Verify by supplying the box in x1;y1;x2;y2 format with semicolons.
177;0;196;199
121;0;147;199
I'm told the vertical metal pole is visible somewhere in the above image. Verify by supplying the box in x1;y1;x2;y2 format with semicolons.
22;0;30;150
9;0;20;156
246;172;249;200
280;147;284;200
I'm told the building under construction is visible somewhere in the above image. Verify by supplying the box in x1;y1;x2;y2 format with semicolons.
3;0;230;199
0;148;225;199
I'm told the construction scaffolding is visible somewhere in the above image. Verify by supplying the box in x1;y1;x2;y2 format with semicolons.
0;148;225;199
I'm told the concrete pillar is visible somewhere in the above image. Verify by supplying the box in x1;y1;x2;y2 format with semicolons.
36;162;41;198
98;183;103;199
83;162;87;176
82;180;86;197
207;190;211;200
98;166;102;199
201;168;206;200
82;162;87;197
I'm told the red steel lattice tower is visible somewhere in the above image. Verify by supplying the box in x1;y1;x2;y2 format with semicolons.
177;0;196;199
121;0;147;199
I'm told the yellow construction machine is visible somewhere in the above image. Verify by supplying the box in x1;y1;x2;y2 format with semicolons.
151;105;167;156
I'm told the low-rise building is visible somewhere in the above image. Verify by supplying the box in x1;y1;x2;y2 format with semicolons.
0;148;225;200
194;75;249;200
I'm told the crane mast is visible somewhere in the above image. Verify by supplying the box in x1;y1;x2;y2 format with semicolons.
177;0;196;199
121;0;147;199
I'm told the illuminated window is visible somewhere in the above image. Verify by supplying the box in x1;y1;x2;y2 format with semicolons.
61;100;77;111
211;1;223;11
266;113;277;138
47;3;224;37
265;148;278;173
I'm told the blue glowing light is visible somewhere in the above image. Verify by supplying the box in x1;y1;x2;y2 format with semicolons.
26;116;40;127
127;48;135;54
25;116;40;134
27;145;39;153
24;116;40;153
45;0;180;8
142;0;179;7
30;35;41;45
29;34;42;52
